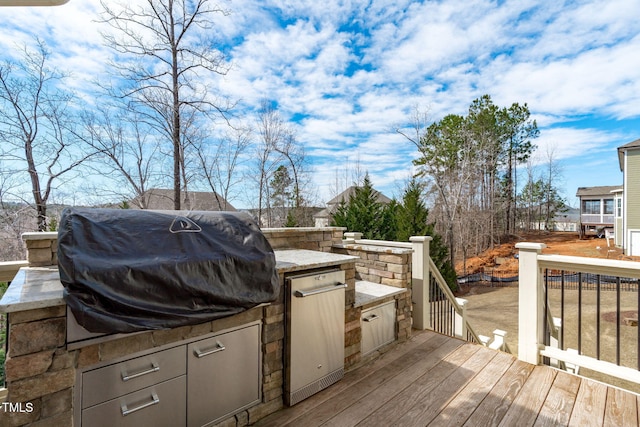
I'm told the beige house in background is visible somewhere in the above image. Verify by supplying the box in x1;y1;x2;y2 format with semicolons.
618;138;640;256
576;185;619;237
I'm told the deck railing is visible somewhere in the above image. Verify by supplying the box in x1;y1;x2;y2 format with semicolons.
517;242;640;385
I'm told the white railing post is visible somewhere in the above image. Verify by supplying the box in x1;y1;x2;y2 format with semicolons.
410;236;432;330
454;297;468;339
516;242;546;365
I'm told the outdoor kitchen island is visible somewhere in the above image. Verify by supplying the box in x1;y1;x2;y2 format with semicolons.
0;232;413;427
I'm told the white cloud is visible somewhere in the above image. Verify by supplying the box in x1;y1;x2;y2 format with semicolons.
1;0;639;208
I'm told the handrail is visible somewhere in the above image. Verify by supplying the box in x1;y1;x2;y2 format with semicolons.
538;254;640;279
428;257;484;345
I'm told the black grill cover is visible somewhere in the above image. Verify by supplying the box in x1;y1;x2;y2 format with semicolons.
58;208;280;333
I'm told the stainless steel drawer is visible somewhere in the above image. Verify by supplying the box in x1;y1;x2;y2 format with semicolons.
82;345;186;408
187;324;260;427
361;301;395;356
82;375;186;427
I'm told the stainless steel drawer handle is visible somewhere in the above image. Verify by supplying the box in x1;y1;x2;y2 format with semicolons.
121;362;160;382
364;314;380;322
194;341;226;358
294;282;347;297
121;392;160;416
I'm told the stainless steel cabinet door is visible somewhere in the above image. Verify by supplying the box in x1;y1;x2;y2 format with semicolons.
82;345;186;409
187;324;260;427
82;376;186;427
361;301;395;356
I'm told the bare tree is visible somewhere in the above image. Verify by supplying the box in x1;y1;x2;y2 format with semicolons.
195;123;251;210
542;144;565;230
99;0;233;210
83;104;165;208
251;101;287;226
0;40;93;231
0;164;28;260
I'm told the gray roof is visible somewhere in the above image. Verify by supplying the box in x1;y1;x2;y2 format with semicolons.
618;138;640;150
132;189;236;211
576;185;622;198
326;186;392;206
618;138;640;171
314;186;392;220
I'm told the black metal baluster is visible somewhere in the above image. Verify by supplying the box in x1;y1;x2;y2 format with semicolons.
447;294;452;336
544;269;549;347
561;271;565;350
578;272;582;354
597;274;601;360
616;276;621;366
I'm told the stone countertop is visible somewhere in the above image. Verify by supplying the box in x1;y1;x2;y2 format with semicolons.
274;249;358;273
0;250;358;314
354;280;408;308
0;266;64;313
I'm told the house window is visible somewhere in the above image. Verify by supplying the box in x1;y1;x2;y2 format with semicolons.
604;199;614;215
617;198;622;217
582;200;601;215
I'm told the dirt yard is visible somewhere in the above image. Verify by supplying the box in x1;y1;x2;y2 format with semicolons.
456;231;639;277
455;232;640;393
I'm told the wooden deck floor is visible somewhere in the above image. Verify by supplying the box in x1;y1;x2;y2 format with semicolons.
255;330;640;427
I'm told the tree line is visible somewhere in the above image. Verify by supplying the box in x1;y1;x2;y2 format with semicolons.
397;95;565;274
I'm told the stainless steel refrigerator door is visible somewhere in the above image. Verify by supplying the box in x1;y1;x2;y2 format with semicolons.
288;269;345;400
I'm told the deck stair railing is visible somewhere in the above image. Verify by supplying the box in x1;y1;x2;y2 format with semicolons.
343;234;507;352
517;242;640;385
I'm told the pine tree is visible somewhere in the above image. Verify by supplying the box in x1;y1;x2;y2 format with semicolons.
330;173;384;239
395;178;458;291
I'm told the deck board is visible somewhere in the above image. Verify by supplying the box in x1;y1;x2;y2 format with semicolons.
569;380;608;427
394;346;498;426
256;329;439;427
253;330;640;427
534;370;581;426
428;350;515;427
462;358;535;427
603;387;638;427
498;365;557;426
355;343;481;427
321;335;461;427
296;333;458;427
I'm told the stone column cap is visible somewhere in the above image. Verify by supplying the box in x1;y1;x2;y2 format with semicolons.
409;236;433;242
22;232;58;241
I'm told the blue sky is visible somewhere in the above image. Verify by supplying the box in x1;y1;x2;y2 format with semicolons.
2;0;640;208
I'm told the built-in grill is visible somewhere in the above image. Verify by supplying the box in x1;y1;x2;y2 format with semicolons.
58;208;280;346
285;269;346;406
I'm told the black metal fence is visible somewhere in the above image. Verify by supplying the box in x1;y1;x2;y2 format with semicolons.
457;268;518;286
